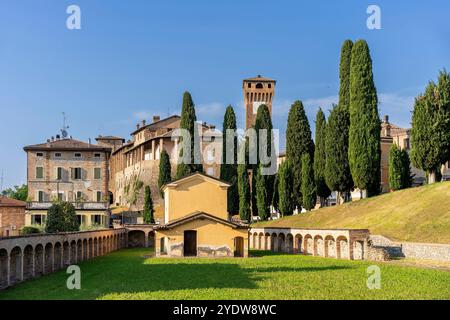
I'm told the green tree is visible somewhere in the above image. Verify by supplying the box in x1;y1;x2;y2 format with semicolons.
278;160;294;217
325;105;353;203
176;91;202;179
1;184;28;201
301;153;316;211
389;144;403;191
437;70;450;175
339;40;353;112
314;108;331;206
272;173;279;213
45;202;79;233
255;165;270;220
286;101;314;209
400;149;412;189
411;81;445;183
158;149;172;197
143;186;155;224
220;105;239;214
237;161;251;222
348;40;381;198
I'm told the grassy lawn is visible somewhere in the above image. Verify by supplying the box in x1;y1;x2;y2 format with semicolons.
0;248;449;300
253;182;450;244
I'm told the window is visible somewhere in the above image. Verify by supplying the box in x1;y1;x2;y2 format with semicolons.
36;152;44;157
96;191;102;202
37;191;45;203
31;215;46;225
55;152;62;158
77;215;86;226
71;167;82;180
268;83;272;89
94;153;101;158
247;83;251;88
256;83;263;89
75;191;83;201
91;215;102;225
94;168;101;180
56;167;62;180
74;153;82;158
404;138;410;150
36;167;43;179
57;192;64;201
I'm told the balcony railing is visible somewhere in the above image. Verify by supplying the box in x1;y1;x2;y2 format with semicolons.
27;202;109;210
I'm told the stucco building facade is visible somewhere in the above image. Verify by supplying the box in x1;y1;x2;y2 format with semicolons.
0;196;26;237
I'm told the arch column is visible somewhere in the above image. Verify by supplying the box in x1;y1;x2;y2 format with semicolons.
348;240;354;260
144;233;149;248
6;255;11;287
293;237;298;254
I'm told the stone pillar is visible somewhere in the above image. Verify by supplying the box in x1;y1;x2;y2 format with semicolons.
18;253;24;282
6;255;11;287
144;233;149;248
363;240;369;260
151;140;156;160
348;240;354;260
335;243;339;259
293;238;298;254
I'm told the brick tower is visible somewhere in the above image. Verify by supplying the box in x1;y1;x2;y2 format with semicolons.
243;75;276;129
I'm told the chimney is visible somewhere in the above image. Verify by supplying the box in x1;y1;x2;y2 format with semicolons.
56;134;60;140
51;136;54;142
136;123;140;130
383;115;389;124
142;120;146;127
88;138;91;146
153;115;160;123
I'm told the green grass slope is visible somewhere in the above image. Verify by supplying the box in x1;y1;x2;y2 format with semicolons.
254;182;450;244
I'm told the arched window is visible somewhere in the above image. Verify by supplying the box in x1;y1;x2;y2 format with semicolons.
256;83;263;89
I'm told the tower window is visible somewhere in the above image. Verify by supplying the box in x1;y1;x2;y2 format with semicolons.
256;83;263;89
247;83;251;88
268;83;272;89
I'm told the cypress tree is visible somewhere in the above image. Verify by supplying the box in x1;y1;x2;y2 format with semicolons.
253;104;275;213
220;105;239;214
278;160;294;217
176;91;202;179
286;101;314;209
301;153;316;211
143;186;155;224
238;161;250;222
437;70;450;173
411;82;443;183
400;149;412;189
389;144;403;191
158;149;171;197
348;40;381;198
339;40;353;112
314;108;331;206
256;165;270;220
325;105;353;203
272;173;279;213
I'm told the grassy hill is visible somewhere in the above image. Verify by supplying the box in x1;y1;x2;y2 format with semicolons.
253;182;450;244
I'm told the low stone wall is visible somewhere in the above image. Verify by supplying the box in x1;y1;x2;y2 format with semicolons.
0;228;127;290
370;235;450;262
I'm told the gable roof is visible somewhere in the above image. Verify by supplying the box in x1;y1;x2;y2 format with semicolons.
131;115;181;135
24;138;111;152
0;196;26;207
155;211;248;230
161;172;231;191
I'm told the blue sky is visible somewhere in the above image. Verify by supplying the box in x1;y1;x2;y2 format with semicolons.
1;0;449;189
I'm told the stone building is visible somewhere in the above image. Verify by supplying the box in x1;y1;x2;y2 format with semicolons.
23;137;112;227
155;172;249;257
0;196;26;237
109;115;221;222
243;75;276;129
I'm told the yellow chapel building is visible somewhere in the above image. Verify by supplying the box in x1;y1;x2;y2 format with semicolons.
155;172;249;258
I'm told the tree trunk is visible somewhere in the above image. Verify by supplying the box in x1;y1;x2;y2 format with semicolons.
428;171;436;184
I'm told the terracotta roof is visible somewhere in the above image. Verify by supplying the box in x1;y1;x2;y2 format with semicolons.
131;115;181;135
243;75;276;82
24;138;111;152
161;172;231;191
155;211;248;230
96;136;125;141
0;196;26;207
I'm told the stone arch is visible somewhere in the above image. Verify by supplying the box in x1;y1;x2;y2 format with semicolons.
278;233;286;252
23;245;34;280
83;239;88;260
0;248;8;288
336;236;348;259
271;233;277;251
353;240;364;260
286;234;294;253
63;241;70;266
258;233;264;250
54;242;62;270
303;234;313;255
102;236;107;254
324;235;336;258
10;246;22;284
148;231;155;248
34;244;44;276
88;238;93;258
294;234;302;254
44;243;53;273
314;235;324;257
128;230;145;248
70;240;77;264
264;233;270;250
93;238;98;257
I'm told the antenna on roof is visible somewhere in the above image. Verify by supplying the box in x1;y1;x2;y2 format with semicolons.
61;112;70;138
